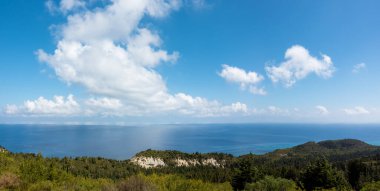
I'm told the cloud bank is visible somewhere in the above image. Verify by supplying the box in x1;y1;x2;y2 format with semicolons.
343;107;370;115
5;95;80;116
23;0;251;117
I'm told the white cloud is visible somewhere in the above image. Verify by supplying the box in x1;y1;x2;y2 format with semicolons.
60;0;85;13
45;0;86;14
352;63;366;73
58;0;180;43
127;28;179;67
249;86;267;95
315;105;329;115
36;38;175;108
33;0;255;118
37;0;184;113
267;106;287;114
45;0;57;13
219;64;264;87
219;64;265;95
36;0;256;118
265;45;335;87
343;106;370;115
171;93;249;117
5;95;80;116
85;97;123;109
4;105;19;115
83;97;126;116
229;102;248;113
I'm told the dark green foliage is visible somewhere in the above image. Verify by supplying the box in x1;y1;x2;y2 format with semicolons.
300;158;350;191
20;154;55;183
346;155;380;190
318;139;373;150
60;156;139;179
231;158;262;191
348;160;366;190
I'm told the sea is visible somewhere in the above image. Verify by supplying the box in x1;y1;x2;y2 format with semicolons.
0;124;380;160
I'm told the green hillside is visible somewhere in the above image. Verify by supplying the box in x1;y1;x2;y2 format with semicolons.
1;139;380;190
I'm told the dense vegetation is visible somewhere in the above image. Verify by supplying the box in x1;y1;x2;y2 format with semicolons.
1;139;380;190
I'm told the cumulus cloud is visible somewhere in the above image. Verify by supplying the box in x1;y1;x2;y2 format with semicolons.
85;97;123;110
265;45;335;87
219;64;264;87
228;102;248;113
5;95;80;116
315;105;329;115
36;0;210;115
171;93;249;117
60;0;85;13
27;0;257;117
4;105;19;115
4;93;251;117
352;63;366;73
343;106;370;115
36;38;174;107
219;64;266;95
46;0;86;14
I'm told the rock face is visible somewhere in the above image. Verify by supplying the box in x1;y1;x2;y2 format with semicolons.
130;157;166;168
0;146;7;153
201;158;221;167
131;149;231;169
174;158;200;167
131;156;224;168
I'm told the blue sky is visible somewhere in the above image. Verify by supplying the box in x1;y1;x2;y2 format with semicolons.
0;0;379;124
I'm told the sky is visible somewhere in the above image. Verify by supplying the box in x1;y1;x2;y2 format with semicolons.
0;0;379;124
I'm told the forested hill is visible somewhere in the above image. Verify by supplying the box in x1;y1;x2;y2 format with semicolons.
2;139;380;190
278;139;378;154
132;139;380;168
260;139;380;161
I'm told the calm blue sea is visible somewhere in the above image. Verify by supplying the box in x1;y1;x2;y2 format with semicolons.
1;124;380;160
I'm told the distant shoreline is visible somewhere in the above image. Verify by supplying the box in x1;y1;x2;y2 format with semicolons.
1;123;380;160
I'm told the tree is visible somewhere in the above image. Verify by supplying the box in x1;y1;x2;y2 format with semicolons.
347;160;366;190
231;159;261;191
301;158;350;191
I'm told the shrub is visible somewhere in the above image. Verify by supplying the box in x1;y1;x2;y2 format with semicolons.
0;172;21;189
361;181;380;191
143;174;232;191
245;176;299;191
118;175;157;191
